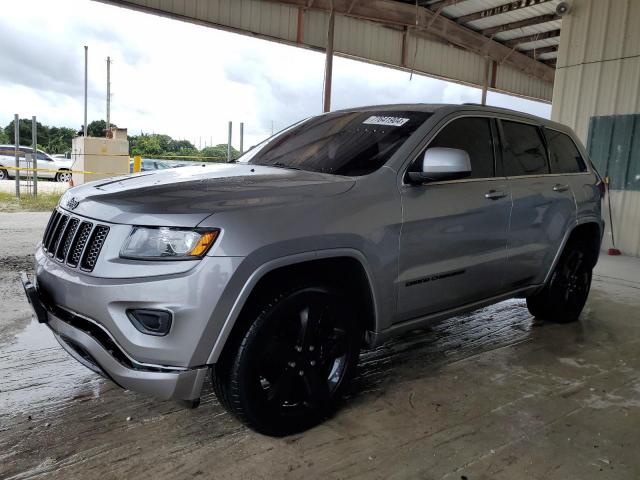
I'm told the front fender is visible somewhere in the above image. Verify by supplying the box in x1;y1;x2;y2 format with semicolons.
203;248;380;365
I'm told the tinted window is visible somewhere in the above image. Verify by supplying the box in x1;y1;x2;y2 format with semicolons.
501;121;548;176
241;111;432;176
427;117;495;179
544;129;586;173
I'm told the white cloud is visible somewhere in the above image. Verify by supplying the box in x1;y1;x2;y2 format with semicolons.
0;0;550;150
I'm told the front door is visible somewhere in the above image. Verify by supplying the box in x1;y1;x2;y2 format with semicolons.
396;116;512;322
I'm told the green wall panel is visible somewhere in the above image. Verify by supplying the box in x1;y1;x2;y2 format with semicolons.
587;114;640;191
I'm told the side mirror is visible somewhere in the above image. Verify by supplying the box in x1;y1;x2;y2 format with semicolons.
407;147;471;184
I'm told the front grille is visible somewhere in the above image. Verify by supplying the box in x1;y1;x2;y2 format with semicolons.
42;209;110;272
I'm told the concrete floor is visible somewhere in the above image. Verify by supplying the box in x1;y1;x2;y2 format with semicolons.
1;212;639;479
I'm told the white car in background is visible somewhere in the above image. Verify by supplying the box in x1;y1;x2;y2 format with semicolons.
0;145;72;182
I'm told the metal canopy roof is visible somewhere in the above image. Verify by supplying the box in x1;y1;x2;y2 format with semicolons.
395;0;562;67
97;0;559;102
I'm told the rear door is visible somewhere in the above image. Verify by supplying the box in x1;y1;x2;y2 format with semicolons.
499;119;577;288
396;116;512;321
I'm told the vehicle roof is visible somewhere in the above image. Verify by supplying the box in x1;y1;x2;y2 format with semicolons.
330;103;571;133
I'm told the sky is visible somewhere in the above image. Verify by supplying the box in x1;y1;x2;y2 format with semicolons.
0;0;551;150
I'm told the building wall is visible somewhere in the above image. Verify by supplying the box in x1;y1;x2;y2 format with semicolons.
551;0;640;256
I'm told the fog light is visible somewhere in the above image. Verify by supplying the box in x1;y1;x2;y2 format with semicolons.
126;309;172;336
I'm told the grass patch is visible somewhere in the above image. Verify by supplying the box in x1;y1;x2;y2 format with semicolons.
0;192;60;212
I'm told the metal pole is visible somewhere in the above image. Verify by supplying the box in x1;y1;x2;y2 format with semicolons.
14;114;20;199
106;56;111;132
84;46;88;137
481;57;490;106
240;122;244;154
227;121;233;162
323;5;335;113
32;116;37;196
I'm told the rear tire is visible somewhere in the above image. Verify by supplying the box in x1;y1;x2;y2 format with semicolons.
0;168;9;181
213;284;361;436
55;170;72;182
527;238;593;323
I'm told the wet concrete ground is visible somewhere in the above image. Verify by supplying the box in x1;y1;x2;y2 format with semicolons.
1;211;639;479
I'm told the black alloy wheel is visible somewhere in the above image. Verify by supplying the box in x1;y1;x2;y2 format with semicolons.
214;285;361;436
527;239;593;323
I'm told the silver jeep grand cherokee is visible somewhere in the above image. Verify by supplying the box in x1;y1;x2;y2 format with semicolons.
22;104;604;436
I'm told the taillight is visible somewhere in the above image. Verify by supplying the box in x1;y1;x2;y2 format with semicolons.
597;179;606;197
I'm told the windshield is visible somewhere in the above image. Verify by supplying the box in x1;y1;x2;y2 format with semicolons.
238;110;431;176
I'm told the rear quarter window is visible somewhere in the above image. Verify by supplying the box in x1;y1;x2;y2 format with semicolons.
500;120;549;176
543;129;587;174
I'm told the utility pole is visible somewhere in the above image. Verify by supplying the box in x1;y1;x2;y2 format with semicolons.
14;114;20;199
240;122;244;154
106;56;111;131
84;46;88;137
32;116;38;196
227;121;233;162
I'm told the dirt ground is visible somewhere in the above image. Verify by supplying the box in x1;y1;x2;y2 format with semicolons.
1;211;639;479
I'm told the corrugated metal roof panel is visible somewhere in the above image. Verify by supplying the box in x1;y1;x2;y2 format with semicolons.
517;37;560;50
100;0;554;101
464;1;560;30
494;19;562;40
536;52;558;60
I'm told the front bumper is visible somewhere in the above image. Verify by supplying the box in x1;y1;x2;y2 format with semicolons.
21;271;207;400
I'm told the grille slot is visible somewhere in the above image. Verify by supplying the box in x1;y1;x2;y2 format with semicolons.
42;210;58;250
46;214;68;254
41;209;110;271
81;226;109;271
56;217;80;262
43;211;62;252
51;215;69;256
67;222;93;268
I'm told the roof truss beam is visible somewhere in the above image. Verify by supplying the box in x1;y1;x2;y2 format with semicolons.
524;45;558;57
456;0;553;24
265;0;554;83
427;0;461;10
482;13;560;36
503;28;561;48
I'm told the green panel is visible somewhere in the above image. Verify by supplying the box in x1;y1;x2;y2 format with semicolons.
587;114;640;191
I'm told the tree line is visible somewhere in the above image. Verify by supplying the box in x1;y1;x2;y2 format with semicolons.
0;118;239;161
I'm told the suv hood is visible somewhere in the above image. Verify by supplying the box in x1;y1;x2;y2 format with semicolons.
59;163;355;226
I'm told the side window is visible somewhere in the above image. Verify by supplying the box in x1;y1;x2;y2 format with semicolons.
426;117;495;179
543;129;587;174
500;120;548;176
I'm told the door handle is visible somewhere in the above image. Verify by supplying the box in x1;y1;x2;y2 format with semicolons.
485;190;507;200
553;184;570;192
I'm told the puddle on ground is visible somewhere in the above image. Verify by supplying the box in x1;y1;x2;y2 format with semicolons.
0;318;101;418
1;299;535;421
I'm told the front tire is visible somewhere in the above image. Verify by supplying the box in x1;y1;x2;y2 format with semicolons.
0;168;9;181
213;285;361;436
527;239;593;323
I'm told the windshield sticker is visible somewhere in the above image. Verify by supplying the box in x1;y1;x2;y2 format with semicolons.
363;116;410;127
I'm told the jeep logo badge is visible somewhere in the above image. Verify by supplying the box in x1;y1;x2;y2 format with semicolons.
66;196;80;210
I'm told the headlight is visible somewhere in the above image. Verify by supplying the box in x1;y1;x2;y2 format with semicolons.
120;227;219;260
